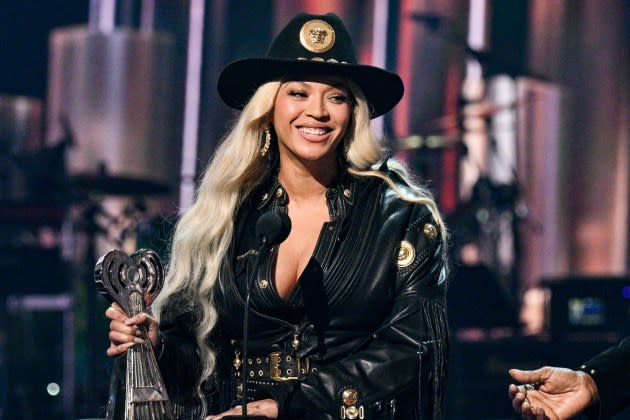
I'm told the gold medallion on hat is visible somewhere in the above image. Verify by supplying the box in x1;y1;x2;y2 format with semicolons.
299;19;335;53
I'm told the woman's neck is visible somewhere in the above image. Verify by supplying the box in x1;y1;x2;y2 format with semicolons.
277;158;339;201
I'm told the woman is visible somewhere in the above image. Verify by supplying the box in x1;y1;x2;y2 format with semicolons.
106;12;449;419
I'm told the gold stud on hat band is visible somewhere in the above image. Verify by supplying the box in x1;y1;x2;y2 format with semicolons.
299;19;336;53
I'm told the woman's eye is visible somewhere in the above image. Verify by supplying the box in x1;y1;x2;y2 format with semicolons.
329;94;349;104
288;90;307;98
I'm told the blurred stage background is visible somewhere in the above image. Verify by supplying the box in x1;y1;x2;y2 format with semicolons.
0;1;628;419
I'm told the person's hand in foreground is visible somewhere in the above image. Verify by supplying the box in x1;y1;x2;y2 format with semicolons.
508;366;599;419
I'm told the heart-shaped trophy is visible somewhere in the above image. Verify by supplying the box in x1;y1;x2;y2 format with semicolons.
95;249;173;419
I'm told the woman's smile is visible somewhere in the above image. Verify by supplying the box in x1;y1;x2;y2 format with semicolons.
297;125;333;141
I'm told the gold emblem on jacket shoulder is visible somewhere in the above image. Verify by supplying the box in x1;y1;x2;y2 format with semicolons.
300;19;335;53
397;240;415;268
423;223;437;239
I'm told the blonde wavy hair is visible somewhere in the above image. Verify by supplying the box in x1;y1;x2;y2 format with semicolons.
151;78;445;411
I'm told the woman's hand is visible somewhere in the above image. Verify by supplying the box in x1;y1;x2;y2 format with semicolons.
205;399;279;419
105;301;160;357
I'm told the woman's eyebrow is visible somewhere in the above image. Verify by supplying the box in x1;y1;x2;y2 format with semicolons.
283;80;349;91
283;81;307;87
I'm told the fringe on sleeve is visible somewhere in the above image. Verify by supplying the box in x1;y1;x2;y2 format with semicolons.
420;299;449;420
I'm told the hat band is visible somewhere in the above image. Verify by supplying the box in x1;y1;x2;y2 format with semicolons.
297;57;349;64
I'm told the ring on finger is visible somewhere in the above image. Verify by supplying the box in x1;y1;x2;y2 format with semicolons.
524;382;540;391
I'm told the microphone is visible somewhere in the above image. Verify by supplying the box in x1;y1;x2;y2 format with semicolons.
227;211;291;419
255;211;291;248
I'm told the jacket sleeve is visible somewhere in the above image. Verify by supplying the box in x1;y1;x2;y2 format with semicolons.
156;295;204;406
581;336;630;419
268;207;449;419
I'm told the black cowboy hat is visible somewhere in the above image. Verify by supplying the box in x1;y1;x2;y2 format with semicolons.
217;12;404;118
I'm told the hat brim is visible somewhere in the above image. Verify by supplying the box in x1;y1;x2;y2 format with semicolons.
217;58;404;118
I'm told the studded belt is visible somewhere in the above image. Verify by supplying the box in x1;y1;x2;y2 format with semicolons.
236;351;317;382
233;351;317;402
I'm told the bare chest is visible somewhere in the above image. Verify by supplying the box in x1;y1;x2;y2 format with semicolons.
274;205;329;300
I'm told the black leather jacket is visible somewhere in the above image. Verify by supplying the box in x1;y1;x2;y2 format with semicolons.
158;165;448;419
579;336;630;419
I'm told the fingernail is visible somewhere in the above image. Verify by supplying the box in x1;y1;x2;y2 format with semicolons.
134;337;145;344
122;342;135;349
135;329;143;336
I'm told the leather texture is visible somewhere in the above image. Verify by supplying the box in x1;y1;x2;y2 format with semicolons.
158;163;449;419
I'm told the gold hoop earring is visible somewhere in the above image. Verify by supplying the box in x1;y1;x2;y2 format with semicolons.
260;126;271;157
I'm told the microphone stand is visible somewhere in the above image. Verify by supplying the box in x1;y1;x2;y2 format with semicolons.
225;239;269;420
225;211;290;419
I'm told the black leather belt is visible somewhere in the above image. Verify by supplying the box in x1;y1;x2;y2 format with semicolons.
233;351;317;401
236;352;316;382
